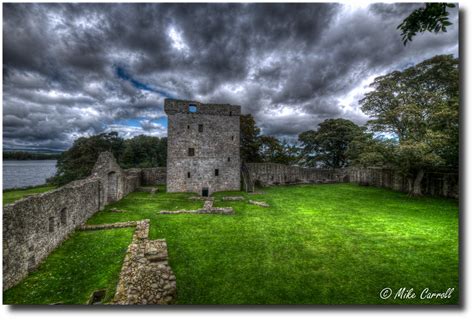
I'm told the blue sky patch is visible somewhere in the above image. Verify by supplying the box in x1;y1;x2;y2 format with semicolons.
115;66;174;99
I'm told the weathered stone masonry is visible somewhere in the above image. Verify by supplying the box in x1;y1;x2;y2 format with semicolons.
3;152;150;290
244;162;458;198
141;167;166;186
165;98;241;196
79;220;177;304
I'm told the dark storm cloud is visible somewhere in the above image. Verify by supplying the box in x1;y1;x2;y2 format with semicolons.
2;3;458;150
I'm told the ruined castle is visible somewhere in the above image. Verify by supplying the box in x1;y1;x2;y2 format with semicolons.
164;99;241;196
2;98;459;294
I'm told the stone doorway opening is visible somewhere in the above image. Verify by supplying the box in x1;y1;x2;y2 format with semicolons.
202;187;209;197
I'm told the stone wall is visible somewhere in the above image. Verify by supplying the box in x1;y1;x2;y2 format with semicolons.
3;152;142;290
347;167;459;198
244;163;458;198
141;167;166;186
245;163;341;189
165;98;241;196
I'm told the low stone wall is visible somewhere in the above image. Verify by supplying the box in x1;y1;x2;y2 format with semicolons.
3;152;143;290
244;163;458;198
112;220;177;304
141;167;166;186
347;167;459;198
245;163;341;188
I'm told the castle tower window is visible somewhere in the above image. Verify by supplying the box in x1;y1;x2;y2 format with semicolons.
231;135;234;141
229;111;232;116
188;104;197;113
215;169;219;176
187;125;190;129
188;148;195;156
187;172;191;178
198;124;203;132
227;157;231;162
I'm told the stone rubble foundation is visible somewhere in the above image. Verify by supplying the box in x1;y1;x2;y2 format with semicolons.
222;196;245;201
160;197;234;215
78;219;177;305
112;219;177;305
77;221;137;231
248;200;270;207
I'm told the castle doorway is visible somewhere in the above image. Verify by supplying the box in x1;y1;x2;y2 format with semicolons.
202;187;209;197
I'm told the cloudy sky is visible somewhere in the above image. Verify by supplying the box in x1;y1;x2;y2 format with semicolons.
3;2;458;151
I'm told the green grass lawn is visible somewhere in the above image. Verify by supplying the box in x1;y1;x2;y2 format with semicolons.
3;185;56;205
3;183;459;304
3;228;134;304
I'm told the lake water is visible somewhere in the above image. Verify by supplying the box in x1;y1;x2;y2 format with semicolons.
3;160;57;190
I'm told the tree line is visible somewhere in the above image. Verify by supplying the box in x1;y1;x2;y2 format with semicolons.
50;55;458;196
3;151;61;160
49;134;167;185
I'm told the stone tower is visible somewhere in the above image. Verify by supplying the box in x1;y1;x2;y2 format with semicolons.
164;98;241;196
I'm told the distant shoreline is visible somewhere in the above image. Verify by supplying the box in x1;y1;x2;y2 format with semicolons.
3;151;61;161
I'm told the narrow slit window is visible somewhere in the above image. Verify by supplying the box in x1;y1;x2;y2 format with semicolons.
229;111;232;116
60;208;67;225
231;135;234;141
49;217;55;232
187;125;190;129
215;169;219;176
187;172;191;178
198;124;203;132
188;148;195;156
227;157;231;162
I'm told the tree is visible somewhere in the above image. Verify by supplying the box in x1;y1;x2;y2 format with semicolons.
397;3;455;45
50;132;169;186
298;118;365;169
50;132;124;185
120;135;167;168
360;55;459;195
240;114;262;163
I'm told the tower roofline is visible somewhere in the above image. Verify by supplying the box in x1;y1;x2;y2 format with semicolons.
164;98;241;116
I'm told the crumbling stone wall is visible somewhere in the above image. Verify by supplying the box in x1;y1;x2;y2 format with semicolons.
165;99;241;196
245;163;341;189
141;167;166;186
3;152;142;290
245;163;458;198
347;167;458;198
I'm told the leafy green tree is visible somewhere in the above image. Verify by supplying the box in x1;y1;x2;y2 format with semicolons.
298;118;365;169
346;131;393;167
398;3;455;45
360;55;459;195
50;132;124;185
120;135;167;168
240;114;262;163
50;132;168;186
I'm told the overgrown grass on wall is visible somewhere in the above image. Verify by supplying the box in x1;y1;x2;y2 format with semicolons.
3;185;57;205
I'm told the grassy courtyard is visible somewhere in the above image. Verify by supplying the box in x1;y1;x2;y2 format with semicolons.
3;183;459;304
